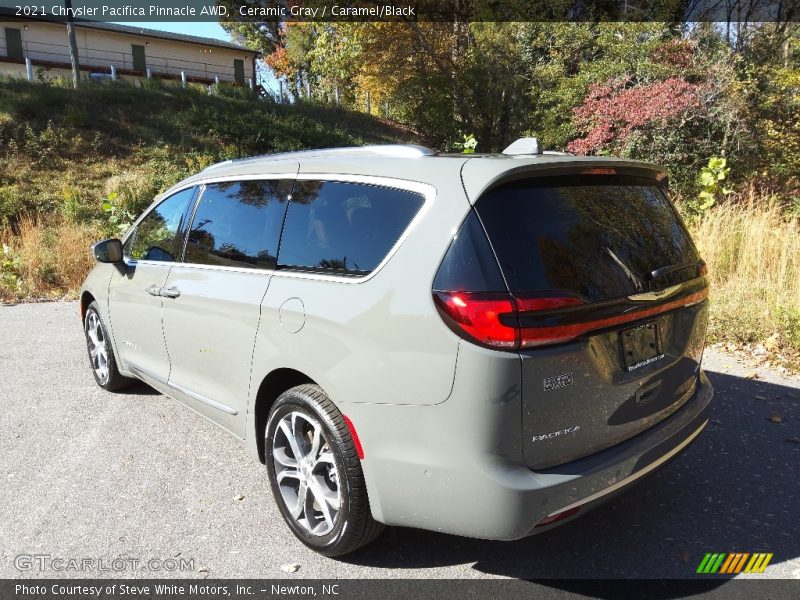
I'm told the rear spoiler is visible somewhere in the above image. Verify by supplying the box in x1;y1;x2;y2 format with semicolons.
460;157;666;205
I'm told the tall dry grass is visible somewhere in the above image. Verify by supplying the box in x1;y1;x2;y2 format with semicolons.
0;216;104;301
689;189;800;357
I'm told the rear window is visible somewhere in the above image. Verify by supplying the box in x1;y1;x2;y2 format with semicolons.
475;174;699;301
278;181;425;276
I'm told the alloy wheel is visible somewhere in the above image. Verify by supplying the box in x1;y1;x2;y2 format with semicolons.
85;311;109;384
272;411;341;536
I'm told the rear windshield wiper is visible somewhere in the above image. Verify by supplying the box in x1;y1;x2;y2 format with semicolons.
648;262;697;281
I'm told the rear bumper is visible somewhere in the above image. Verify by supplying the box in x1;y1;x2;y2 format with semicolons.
341;346;713;540
524;374;711;536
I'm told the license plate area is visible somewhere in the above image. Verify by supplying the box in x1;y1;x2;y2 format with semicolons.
621;322;662;372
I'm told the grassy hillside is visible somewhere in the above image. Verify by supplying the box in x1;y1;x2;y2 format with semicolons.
0;78;421;226
0;78;422;303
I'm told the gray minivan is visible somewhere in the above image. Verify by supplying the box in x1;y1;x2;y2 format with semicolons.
80;141;712;556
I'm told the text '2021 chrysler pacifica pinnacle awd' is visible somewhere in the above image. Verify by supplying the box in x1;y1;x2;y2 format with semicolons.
80;140;712;556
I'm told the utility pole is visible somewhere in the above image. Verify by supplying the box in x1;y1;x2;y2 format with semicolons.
65;0;80;89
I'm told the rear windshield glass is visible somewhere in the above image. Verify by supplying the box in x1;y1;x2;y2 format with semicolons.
475;175;699;302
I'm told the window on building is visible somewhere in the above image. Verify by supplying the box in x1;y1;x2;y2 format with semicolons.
233;59;245;85
5;28;23;60
131;44;146;72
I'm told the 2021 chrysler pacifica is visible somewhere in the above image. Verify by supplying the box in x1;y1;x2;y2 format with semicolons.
80;140;713;556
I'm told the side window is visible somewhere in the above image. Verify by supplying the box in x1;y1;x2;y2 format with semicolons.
124;188;195;262
184;180;291;270
278;181;425;276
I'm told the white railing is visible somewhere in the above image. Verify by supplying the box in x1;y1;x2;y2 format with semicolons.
17;38;241;82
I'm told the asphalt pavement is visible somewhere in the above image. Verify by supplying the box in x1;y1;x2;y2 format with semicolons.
0;302;798;580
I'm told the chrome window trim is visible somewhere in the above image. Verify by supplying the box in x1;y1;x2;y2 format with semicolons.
132;173;435;285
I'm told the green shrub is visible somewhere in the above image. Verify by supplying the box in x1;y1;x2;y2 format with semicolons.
64;104;89;128
0;242;20;295
0;184;23;225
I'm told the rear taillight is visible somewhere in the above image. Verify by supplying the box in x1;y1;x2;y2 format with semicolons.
434;286;708;351
432;292;517;349
433;291;584;350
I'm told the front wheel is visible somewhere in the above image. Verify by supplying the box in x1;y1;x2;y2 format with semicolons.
84;301;134;392
265;384;384;556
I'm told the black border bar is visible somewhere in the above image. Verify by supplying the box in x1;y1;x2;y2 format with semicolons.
4;579;800;600
1;0;799;22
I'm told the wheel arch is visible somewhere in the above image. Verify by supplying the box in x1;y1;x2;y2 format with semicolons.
80;290;96;321
253;367;316;463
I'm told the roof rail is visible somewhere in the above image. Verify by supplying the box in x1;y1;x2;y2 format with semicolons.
202;144;436;171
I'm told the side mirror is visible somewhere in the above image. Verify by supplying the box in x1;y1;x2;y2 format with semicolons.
92;238;123;263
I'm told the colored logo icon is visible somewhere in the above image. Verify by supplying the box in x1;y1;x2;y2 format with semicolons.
696;553;773;574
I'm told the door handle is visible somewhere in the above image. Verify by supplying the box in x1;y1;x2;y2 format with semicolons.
145;285;161;297
161;286;181;299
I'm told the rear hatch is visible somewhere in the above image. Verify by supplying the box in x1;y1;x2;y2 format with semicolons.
433;165;709;470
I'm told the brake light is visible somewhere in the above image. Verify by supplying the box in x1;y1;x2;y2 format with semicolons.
433;292;584;350
432;292;517;348
515;296;583;312
434;287;708;351
581;167;617;175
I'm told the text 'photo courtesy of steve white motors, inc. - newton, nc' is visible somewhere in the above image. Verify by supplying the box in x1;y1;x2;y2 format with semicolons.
13;582;349;599
11;2;417;19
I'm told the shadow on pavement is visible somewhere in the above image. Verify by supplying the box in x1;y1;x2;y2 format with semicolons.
118;380;162;396
341;370;799;583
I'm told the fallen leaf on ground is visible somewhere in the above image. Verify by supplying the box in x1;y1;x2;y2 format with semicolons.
765;334;780;350
281;563;300;573
768;414;783;423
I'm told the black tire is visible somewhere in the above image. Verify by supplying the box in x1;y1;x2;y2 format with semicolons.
265;384;384;556
83;301;135;392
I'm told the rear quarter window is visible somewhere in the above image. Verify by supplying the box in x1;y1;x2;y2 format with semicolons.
278;181;425;276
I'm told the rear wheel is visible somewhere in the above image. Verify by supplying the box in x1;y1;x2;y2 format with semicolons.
265;384;383;556
84;301;134;391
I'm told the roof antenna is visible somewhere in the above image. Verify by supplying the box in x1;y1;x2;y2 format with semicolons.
502;137;542;155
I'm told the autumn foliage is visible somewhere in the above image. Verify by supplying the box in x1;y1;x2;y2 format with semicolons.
567;77;703;155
